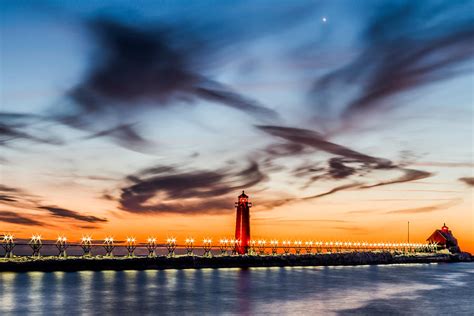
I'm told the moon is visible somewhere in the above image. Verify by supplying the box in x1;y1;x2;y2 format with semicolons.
322;17;327;23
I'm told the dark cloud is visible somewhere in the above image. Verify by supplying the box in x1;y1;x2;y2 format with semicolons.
0;185;23;202
194;82;278;118
137;165;177;177
38;206;108;223
298;157;363;189
5;5;315;149
101;193;116;201
84;175;118;181
0;185;109;225
0;185;21;192
258;197;299;210
360;169;432;189
0;211;45;226
0;195;18;202
258;125;433;201
292;162;325;179
0;123;36;145
258;125;430;180
0;184;39;208
327;157;357;179
258;142;312;174
59;18;280;149
84;123;150;151
311;1;474;124
459;177;474;187
264;142;308;157
257;125;392;166
302;183;362;200
119;161;266;214
77;225;101;230
0;113;62;147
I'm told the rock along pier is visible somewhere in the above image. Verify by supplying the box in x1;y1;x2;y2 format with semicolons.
1;252;472;272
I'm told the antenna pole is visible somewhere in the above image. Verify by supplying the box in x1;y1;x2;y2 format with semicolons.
408;221;410;243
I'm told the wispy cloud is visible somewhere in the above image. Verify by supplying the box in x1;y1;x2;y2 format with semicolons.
38;206;108;223
385;199;461;214
76;225;102;230
119;161;266;214
331;226;369;234
57;17;283;150
0;184;108;225
257;125;391;166
413;162;474;168
254;218;349;223
0;211;45;226
345;210;375;215
257;125;432;201
360;169;432;189
303;183;362;200
310;1;474;128
84;123;151;152
459;177;474;187
0;113;62;147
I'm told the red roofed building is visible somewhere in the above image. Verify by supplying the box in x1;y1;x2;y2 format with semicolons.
426;223;461;253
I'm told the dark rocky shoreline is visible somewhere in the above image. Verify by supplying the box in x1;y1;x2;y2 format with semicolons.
0;252;472;272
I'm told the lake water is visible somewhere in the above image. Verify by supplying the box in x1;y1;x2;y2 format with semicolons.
0;262;473;315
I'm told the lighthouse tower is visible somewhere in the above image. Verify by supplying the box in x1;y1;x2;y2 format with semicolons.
235;191;252;254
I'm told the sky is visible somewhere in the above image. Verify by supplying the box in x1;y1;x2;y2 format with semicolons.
1;0;473;252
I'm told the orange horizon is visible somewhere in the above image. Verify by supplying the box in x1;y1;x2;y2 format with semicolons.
4;218;472;254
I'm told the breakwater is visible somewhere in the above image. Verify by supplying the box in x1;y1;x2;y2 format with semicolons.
1;252;471;272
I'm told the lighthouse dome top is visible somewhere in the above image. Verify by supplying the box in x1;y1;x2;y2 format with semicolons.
239;190;248;198
441;223;449;232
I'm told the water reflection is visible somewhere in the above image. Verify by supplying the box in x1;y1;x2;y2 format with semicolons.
0;273;16;314
0;263;472;315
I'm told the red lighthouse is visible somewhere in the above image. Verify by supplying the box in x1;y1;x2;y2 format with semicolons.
235;191;252;254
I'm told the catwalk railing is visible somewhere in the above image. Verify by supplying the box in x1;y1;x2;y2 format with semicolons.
1;234;440;258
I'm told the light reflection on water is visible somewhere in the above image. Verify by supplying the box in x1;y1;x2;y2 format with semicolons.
0;263;473;315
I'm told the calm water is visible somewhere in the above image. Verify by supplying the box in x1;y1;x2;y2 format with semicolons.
0;263;473;315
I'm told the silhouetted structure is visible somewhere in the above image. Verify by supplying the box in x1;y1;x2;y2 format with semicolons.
56;236;68;258
2;234;15;258
426;223;461;253
219;239;228;256
146;238;157;257
166;238;176;257
270;240;278;255
203;238;212;257
29;235;42;257
185;238;194;256
126;237;136;257
235;191;251;254
80;236;92;257
103;237;114;257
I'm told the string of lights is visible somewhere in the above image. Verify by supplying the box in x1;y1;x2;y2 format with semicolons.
1;234;440;258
